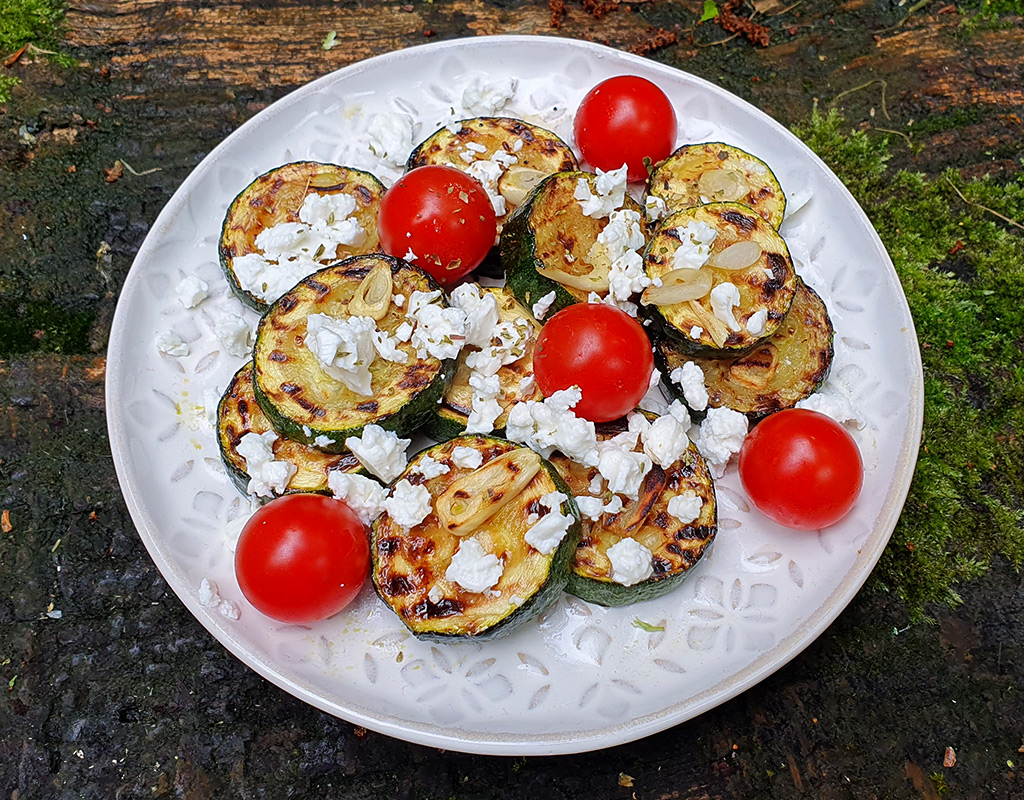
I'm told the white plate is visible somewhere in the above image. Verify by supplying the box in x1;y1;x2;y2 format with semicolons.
106;35;923;755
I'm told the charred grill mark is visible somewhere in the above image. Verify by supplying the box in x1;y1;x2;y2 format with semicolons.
525;498;544;517
294;397;326;418
280;383;302;395
307;279;330;296
356;400;379;413
269;350;288;363
764;252;789;289
676;524;715;542
717;150;730;161
279;295;298;313
355;185;373;205
382;574;413;597
377;537;401;555
652;557;671;575
666;542;683;556
652;510;671;529
556;232;577;252
236;398;251;425
721;209;757;233
397;363;434;391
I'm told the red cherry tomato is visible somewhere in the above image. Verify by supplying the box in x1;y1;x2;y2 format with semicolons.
234;494;370;623
533;303;654;423
377;165;497;287
574;76;677;182
738;409;864;530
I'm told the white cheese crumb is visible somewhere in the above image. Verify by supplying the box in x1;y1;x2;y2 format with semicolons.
670;361;710;412
427;584;444;604
710;281;743;332
575;495;605;521
607;537;654;587
312;435;335;448
450;284;500;348
597;444;652;500
642;401;692;467
645;194;669;222
671;220;718;270
695;406;749;478
518;374;536;395
366;112;415;169
504;387;598;466
215;313;253;358
383;479;433;529
413;455;450;480
603;495;624;515
305;313;377;396
532;290;557;320
328;471;387;526
407;292;468;360
795;388;865;429
667;490;703;524
465;156;510;217
198;578;221;608
344;424;410;482
746;308;768;337
236;431;297;497
689;325;704;340
156;331;189;357
524;492;573;555
573;165;628;219
176;275;209;309
445;537;504;593
460;76;517;116
451;446;484;470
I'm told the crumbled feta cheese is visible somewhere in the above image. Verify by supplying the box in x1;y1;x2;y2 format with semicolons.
328;471;387;525
607;537;654;587
344;424;410;482
176;275;209;308
383;479;433;529
645;194;669;222
746;308;768;337
215;313;253;358
306;313;376;395
218;600;241;620
592;208;649;313
465;370;504;434
710;281;743;332
667;490;703;524
392;294;405;308
231;252;317;305
642;402;691;467
603;495;624;515
524;491;573;554
575;495;605;520
413;455;451;480
784;187;814;220
689;325;704;340
589;473;604;494
312;435;335;448
670;361;710;412
370;326;408;364
403;247;418;263
504;387;598;465
795;388;865;428
298;192;366;248
671;220;718;270
573;165;628;219
460;76;517;116
696;406;749;478
464;318;531;377
518;374;536;395
450;284;500;347
156;331;189;357
366;112;415;169
198;578;222;608
427;583;444;604
407;294;468;360
532;290;557;321
445;537;504;593
465;157;509;217
451;446;484;470
236;431;297;497
597;445;652;500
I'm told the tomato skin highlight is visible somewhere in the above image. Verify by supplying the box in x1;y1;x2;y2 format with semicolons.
377;165;497;287
738;409;864;530
574;76;677;182
533;304;654;423
234;494;370;623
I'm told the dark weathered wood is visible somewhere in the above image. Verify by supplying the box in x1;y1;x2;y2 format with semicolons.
2;1;1023;798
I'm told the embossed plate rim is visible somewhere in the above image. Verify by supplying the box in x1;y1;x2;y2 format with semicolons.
106;34;923;755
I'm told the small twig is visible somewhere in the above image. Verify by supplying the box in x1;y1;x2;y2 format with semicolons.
867;125;913;145
830;79;890;122
118;159;162;177
945;175;1024;232
771;0;805;17
27;44;59;56
877;0;935;33
697;32;739;48
3;43;29;67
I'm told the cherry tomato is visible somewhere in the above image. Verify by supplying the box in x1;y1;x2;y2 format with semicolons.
234;494;370;623
533;303;654;423
738;409;863;530
574;76;677;182
377;165;497;287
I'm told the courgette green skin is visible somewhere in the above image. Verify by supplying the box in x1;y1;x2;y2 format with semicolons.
500;181;581;318
565;525;717;608
420;405;469;442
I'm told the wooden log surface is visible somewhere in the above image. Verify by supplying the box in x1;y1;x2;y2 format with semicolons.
1;1;1023;798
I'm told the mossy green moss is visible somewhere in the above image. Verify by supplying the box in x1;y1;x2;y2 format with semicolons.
0;0;71;103
794;109;1024;617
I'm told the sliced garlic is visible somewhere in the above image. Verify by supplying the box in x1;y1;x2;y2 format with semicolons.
640;268;713;307
309;173;346;190
686;299;730;348
499;166;548;207
434;448;542;536
708;240;763;271
697;168;748;202
348;262;393;321
540;262;611;293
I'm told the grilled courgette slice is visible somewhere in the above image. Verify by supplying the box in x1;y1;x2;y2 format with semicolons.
252;254;455;451
407;117;578;233
501;171;648;316
549;418;718;607
217;361;363;497
371;435;582;641
656;278;834;422
641;202;797;358
647;142;786;229
219;162;385;312
422;286;544;441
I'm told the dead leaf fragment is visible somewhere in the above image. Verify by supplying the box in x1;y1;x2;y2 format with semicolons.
104;160;124;183
1;510;11;533
618;773;635;788
944;746;957;768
